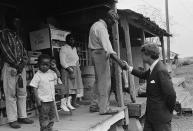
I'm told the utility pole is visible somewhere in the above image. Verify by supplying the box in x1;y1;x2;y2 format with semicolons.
165;0;170;63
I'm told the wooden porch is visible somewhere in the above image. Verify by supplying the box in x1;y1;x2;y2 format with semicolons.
0;1;170;131
0;105;128;131
0;96;148;131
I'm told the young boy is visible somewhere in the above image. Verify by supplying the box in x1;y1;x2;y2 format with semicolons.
29;54;58;131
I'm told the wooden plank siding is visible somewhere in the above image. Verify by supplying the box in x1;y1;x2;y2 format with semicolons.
120;17;136;103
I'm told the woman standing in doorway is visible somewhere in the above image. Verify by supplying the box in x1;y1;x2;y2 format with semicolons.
60;33;84;110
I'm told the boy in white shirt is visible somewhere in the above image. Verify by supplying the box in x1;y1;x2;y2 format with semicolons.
30;54;58;131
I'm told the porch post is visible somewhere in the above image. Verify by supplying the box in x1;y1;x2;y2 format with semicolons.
120;18;136;103
112;1;124;107
160;36;166;64
140;29;148;70
140;30;145;44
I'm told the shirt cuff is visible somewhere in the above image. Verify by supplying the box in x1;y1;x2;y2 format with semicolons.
129;66;133;72
29;83;38;88
110;50;117;55
106;51;116;57
58;78;62;84
65;66;69;69
62;64;69;69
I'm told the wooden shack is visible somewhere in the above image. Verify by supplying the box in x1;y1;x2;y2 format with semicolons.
118;9;171;95
0;0;171;131
0;0;130;131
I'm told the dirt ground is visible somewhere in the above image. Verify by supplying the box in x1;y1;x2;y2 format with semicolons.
172;64;193;131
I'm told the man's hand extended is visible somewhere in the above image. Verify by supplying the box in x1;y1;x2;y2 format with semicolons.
110;54;126;70
66;67;74;73
123;61;133;72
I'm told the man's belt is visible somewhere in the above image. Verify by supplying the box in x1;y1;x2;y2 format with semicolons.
89;48;104;51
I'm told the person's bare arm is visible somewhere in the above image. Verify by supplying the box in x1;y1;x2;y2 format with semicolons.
33;87;41;107
110;53;127;70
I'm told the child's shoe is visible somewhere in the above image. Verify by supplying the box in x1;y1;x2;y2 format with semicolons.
67;96;76;110
61;98;70;112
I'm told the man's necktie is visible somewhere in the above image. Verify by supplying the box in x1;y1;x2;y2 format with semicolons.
147;69;151;77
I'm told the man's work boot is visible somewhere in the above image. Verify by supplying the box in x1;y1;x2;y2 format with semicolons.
18;118;34;124
71;94;80;108
72;102;80;108
99;108;118;115
9;121;21;129
89;104;99;112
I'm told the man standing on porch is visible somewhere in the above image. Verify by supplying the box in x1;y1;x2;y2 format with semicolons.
0;16;34;128
88;9;127;115
126;43;176;131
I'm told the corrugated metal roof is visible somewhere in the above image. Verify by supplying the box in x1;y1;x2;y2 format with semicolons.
118;9;171;37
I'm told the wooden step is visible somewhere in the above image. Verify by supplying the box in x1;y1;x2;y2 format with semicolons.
89;106;128;131
182;108;192;115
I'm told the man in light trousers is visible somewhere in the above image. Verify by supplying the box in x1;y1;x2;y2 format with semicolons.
0;17;33;128
88;9;127;115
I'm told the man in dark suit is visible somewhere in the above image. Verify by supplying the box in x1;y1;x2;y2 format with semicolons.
126;43;176;131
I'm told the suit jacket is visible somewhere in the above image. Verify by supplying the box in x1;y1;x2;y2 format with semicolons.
132;61;176;123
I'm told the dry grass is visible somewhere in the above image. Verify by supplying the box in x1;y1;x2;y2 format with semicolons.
173;64;193;95
174;64;193;83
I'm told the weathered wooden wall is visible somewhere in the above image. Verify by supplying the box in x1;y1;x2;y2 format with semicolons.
131;47;143;87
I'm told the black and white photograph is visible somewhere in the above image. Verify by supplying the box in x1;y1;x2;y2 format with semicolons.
0;0;192;131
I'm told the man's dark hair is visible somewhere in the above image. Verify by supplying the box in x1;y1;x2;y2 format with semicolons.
5;14;21;30
66;33;73;43
38;54;50;64
100;9;119;21
141;42;160;60
107;10;119;20
66;33;76;46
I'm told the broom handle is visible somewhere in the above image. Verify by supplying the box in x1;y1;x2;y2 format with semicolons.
54;100;60;122
54;78;61;122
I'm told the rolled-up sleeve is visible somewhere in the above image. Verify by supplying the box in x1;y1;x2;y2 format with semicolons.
97;28;116;55
59;47;69;69
29;73;40;88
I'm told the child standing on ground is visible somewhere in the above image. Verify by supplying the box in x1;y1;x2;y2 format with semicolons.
30;54;58;131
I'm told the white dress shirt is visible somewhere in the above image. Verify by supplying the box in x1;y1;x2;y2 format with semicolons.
60;44;79;68
149;59;159;74
88;19;116;55
29;69;58;102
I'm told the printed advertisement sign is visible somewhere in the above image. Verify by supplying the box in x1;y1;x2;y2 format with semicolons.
50;29;70;41
30;28;51;51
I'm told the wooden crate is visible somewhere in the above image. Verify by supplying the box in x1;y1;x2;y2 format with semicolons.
127;98;146;118
182;108;192;115
28;51;42;57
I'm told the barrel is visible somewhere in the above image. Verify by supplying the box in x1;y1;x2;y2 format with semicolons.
81;66;95;100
